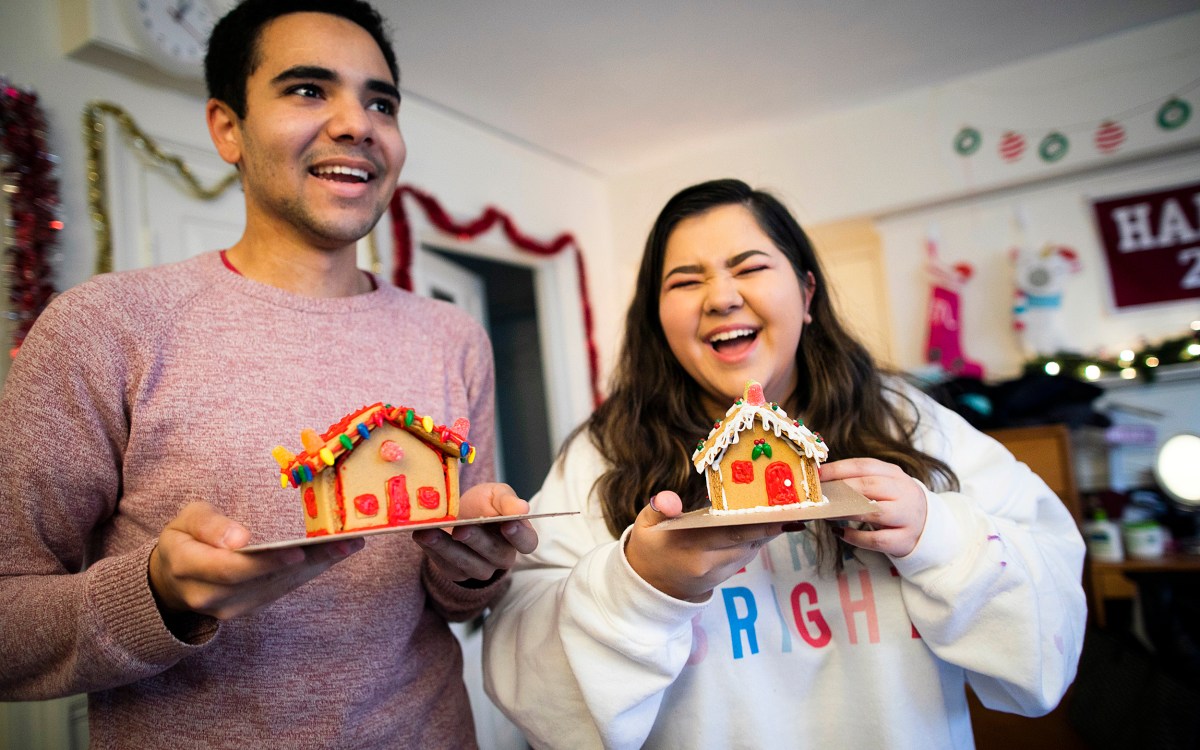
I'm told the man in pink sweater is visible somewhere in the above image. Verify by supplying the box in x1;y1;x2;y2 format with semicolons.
0;1;537;746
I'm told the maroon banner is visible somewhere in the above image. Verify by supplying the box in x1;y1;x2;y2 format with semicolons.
1091;180;1200;308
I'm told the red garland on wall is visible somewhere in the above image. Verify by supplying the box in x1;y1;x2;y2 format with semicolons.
388;184;602;408
0;80;59;357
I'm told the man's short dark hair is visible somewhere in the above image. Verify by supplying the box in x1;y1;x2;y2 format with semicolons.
205;0;399;119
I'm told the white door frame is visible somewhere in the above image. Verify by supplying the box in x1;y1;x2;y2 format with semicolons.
376;203;593;453
412;251;507;484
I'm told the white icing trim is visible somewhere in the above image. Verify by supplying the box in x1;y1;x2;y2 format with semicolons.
693;401;828;473
709;495;830;515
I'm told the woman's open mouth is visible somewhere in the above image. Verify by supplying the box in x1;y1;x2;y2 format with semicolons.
707;327;759;358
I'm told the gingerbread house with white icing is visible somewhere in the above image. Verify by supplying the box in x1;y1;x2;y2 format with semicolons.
273;403;476;537
692;381;829;514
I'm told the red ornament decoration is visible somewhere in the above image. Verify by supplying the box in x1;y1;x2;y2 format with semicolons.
389;184;602;407
0;80;59;357
1094;120;1125;154
998;131;1025;162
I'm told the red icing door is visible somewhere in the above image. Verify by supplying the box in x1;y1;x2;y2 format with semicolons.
764;462;799;506
387;475;410;524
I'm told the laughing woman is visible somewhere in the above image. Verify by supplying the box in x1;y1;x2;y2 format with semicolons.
483;179;1085;749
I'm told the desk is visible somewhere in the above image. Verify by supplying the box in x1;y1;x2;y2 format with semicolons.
1089;553;1200;627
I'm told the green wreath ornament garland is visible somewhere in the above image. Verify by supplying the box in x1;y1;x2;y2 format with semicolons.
1157;98;1191;131
1038;131;1069;163
953;127;982;156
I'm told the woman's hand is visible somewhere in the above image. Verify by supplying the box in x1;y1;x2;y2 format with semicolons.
819;458;928;557
624;491;791;602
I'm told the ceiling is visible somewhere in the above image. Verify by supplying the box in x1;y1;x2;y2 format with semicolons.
374;1;1198;176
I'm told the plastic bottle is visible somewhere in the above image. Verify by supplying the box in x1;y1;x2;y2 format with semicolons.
1083;509;1124;562
1123;520;1165;559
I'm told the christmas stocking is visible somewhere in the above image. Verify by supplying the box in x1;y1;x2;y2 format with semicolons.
924;236;985;379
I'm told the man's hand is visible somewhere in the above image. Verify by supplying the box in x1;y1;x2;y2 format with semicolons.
148;502;363;621
411;482;538;583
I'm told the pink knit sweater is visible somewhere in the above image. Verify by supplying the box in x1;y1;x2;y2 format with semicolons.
0;251;502;748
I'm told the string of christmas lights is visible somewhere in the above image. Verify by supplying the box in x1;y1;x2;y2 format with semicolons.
1024;321;1200;383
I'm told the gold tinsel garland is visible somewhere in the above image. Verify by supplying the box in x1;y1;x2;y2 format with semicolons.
83;101;238;274
82;101;384;276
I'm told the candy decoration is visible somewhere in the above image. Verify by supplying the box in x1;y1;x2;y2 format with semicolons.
421;415;434;432
380;440;404;462
271;445;295;468
459;442;470;459
1094;120;1125;154
744;382;766;406
404;408;415;426
279;473;289;488
1157;98;1191;130
319;447;335;466
356;423;370;439
339;434;354;451
953;127;982;156
467;446;476;464
1038;131;1069;163
998;131;1025;162
300;428;324;453
451;417;471;437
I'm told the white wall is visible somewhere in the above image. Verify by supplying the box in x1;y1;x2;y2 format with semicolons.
608;11;1200;379
877;152;1200;380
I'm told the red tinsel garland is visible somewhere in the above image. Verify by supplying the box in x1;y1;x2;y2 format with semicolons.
389;184;601;408
0;80;59;357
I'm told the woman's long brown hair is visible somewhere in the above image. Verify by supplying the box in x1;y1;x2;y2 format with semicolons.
574;179;958;568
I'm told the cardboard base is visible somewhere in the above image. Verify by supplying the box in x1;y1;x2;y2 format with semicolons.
652;479;876;531
239;511;578;552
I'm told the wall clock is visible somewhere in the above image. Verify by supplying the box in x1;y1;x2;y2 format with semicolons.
122;0;220;79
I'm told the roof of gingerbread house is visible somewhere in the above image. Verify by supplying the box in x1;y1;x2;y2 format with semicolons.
273;402;475;489
692;381;828;474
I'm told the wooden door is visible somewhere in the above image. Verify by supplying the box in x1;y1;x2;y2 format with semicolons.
805;219;895;366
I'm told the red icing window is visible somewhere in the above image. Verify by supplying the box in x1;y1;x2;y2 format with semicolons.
388;475;410;523
731;460;754;484
354;494;379;517
418;486;441;509
303;487;318;519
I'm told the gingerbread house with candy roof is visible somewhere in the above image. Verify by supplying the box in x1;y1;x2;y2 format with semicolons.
272;403;476;537
692;381;829;514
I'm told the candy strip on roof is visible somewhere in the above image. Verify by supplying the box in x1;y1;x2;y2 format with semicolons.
272;403;475;489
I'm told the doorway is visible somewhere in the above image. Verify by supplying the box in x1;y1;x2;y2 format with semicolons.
421;246;553;500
